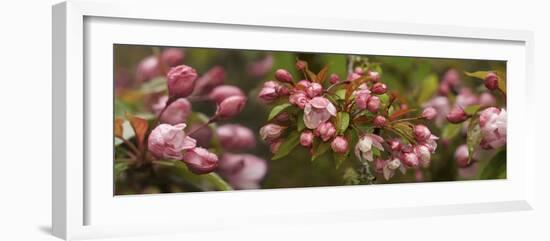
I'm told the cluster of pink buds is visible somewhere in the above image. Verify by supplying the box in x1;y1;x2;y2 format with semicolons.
424;69;506;173
145;62;264;180
259;59;439;183
136;48;185;82
366;124;438;180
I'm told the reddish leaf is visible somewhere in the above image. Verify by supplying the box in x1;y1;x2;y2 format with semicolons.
389;108;416;121
126;113;149;149
114;118;124;138
316;65;329;84
344;75;369;102
306;69;317;83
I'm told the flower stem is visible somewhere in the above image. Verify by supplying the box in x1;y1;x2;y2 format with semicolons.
326;80;351;92
390;116;423;124
116;136;141;156
186;116;216;136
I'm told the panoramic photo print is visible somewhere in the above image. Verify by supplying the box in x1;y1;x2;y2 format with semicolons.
113;44;507;195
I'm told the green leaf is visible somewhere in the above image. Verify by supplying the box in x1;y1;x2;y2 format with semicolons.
140;76;167;94
336;112;350;135
172;160;233;191
311;141;331;161
464;105;481;115
441;123;462;140
333;152;347;169
465;71;507;94
391;122;416;144
343;167;360;185
335;89;346;100
466;118;482;163
464;71;488;80
272;132;300;160
417;74;438;105
114;162;128;178
297;113;305;131
268;103;292;121
379;93;390;106
479;150;507;180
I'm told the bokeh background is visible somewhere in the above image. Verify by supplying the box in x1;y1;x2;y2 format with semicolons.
114;44;506;193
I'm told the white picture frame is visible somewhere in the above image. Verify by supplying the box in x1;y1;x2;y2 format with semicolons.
52;0;535;240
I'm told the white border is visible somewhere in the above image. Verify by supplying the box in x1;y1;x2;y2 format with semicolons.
53;1;535;240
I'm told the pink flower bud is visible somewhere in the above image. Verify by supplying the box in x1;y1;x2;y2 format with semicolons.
188;124;213;148
148;123;196;160
306;82;323;98
484;72;499;91
355;89;370;110
423;134;439;153
218;153;267;189
479;107;506;150
374;158;387;173
315;122;336;142
182;147;218;174
270;139;283;154
208;85;245;104
368;71;380;82
354;67;365;75
414;145;431;167
413;125;431;142
215;95;247;120
446;106;469;124
274;69;293;83
371;82;387;94
153;97;192;125
401;152;419;168
479;92;496;107
329;73;340;84
289;91;309;109
442;69;460;87
347;72;362;81
217;124;256;150
247;55;273;77
367;95;381;113
421;107;437;120
161;48;185;67
454;144;471;168
276;85;290;96
438;82;451;95
258;81;280;103
167;65;198;99
193;66;225;95
296;60;307;71
456;88;479;108
274;112;290;123
373;115;387;127
300;131;314;147
400;143;413;153
136;56;160;81
259;123;286;142
388;139;402;152
331;136;349;153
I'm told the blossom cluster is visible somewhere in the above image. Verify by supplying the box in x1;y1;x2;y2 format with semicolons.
424;69;507;169
117;48;268;190
258;60;441;181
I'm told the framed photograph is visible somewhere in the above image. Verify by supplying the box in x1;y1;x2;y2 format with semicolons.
52;0;535;240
